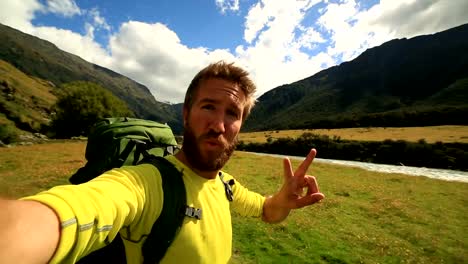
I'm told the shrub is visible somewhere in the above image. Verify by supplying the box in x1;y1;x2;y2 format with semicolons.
51;81;134;138
0;123;19;144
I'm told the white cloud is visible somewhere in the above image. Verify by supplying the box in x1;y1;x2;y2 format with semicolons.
317;0;367;61
315;0;468;62
46;0;81;17
368;0;468;38
87;8;111;32
238;0;329;97
243;2;269;43
32;26;110;64
1;0;468;104
0;0;42;33
107;21;236;102
83;8;111;39
215;0;240;14
297;27;326;50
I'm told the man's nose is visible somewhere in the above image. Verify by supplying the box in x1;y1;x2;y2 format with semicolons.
209;113;226;134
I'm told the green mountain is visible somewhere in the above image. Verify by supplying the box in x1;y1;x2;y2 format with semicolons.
0;23;182;134
2;22;467;136
243;23;468;131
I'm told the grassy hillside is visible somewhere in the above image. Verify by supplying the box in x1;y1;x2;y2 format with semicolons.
0;23;182;133
0;59;56;133
0;141;466;263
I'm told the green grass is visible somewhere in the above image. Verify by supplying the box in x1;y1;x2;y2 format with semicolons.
0;141;85;197
1;141;467;263
226;152;467;264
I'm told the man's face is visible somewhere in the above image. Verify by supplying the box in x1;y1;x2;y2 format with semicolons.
182;78;245;172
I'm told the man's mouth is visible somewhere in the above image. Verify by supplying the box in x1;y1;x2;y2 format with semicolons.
204;139;223;147
201;135;228;149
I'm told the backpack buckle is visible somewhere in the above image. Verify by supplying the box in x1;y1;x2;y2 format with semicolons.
219;172;235;202
185;206;202;219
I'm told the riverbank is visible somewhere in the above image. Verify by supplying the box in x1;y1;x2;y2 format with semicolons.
238;133;468;171
248;152;468;183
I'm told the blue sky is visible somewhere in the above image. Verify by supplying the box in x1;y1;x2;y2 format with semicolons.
1;0;467;103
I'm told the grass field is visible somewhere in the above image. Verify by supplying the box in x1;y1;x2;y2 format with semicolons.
240;125;468;144
0;140;85;197
1;140;467;263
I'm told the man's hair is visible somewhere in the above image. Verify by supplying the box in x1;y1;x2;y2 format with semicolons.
184;61;257;121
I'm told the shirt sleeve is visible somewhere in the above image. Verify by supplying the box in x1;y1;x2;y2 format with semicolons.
20;164;163;264
227;174;265;217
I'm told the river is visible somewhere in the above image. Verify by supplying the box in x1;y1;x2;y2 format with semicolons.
248;152;468;183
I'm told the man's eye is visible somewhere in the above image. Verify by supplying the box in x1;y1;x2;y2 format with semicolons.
202;104;215;110
227;110;240;119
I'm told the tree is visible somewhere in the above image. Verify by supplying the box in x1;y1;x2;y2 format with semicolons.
52;81;134;138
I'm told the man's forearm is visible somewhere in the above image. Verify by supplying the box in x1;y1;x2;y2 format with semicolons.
262;194;291;223
0;199;60;263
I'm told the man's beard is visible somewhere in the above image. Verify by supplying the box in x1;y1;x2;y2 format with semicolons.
182;123;237;172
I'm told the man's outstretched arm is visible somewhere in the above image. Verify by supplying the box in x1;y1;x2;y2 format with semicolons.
0;199;60;263
262;149;325;223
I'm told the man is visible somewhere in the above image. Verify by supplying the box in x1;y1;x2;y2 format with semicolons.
0;61;324;263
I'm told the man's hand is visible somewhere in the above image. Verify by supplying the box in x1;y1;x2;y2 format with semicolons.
262;149;325;223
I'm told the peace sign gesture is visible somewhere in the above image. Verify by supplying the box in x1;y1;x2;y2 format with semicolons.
282;148;324;208
262;149;325;223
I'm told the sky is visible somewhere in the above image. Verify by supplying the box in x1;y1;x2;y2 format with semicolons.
1;0;467;104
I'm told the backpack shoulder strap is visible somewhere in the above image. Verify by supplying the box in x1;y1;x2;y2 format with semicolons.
76;156;186;264
141;156;187;264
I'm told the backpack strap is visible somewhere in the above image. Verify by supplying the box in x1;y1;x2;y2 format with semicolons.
115;139;138;167
76;156;186;264
141;156;187;264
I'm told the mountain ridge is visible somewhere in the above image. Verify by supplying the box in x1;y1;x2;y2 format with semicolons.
243;23;468;131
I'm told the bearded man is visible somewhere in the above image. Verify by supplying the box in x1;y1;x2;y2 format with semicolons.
0;61;324;263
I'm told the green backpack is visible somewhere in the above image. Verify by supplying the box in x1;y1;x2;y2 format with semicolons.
70;117;186;264
70;117;179;184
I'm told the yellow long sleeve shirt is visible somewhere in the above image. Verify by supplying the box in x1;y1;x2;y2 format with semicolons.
22;155;265;263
